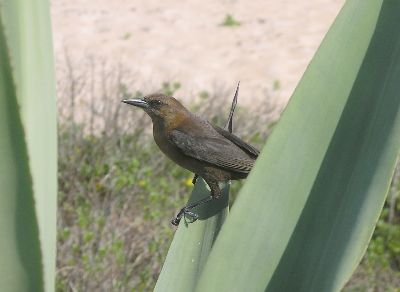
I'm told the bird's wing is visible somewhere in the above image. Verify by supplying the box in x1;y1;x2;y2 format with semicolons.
170;129;255;173
213;126;259;158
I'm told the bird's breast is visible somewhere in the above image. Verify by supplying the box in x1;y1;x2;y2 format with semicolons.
153;125;196;171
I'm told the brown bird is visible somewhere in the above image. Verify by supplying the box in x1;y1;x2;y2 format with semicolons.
122;93;259;225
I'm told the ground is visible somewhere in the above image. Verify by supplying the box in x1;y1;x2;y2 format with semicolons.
51;0;345;108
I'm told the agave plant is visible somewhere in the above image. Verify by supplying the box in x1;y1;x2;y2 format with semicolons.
0;1;57;291
156;0;400;291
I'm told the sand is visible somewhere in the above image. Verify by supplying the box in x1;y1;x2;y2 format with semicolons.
51;0;345;109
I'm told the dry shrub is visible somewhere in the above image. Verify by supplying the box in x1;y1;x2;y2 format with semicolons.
56;55;276;291
56;55;400;291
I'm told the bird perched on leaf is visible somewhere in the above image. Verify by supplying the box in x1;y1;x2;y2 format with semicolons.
122;92;259;225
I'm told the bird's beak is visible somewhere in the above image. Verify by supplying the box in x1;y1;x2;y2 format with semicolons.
121;98;149;109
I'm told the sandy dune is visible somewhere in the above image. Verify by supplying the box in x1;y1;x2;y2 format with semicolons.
51;0;345;108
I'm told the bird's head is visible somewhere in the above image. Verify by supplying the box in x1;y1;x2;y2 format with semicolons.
122;93;188;126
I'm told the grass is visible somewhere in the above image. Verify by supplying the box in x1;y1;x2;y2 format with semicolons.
55;60;400;291
121;32;131;40
220;14;241;27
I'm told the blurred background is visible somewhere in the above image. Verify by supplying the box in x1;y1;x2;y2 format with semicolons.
52;0;400;291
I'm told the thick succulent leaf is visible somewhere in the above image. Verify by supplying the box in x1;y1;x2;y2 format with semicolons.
0;14;44;291
0;1;57;291
154;179;229;292
196;0;400;291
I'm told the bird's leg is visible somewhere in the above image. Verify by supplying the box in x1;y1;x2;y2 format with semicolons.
171;181;221;226
208;181;222;199
192;174;199;185
171;196;213;226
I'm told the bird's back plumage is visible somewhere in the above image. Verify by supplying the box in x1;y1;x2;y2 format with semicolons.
168;114;258;177
213;125;259;158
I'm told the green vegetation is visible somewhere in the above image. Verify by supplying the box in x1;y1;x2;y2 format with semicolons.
0;1;57;291
220;14;241;27
1;0;399;291
55;72;400;290
57;1;400;291
167;1;400;291
161;81;181;96
0;15;44;291
122;32;132;40
345;187;400;290
272;79;281;91
55;80;270;290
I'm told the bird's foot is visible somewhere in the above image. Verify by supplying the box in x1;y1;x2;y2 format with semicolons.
171;207;199;226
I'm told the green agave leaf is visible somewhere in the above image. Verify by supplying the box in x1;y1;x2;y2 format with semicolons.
1;1;57;291
197;0;400;291
0;14;43;291
155;179;229;292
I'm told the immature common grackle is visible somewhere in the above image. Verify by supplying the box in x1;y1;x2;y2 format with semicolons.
122;93;259;225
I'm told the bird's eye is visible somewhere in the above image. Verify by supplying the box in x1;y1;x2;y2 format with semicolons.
150;100;162;107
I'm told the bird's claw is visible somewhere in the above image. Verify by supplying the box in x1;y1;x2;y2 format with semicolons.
171;207;199;226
